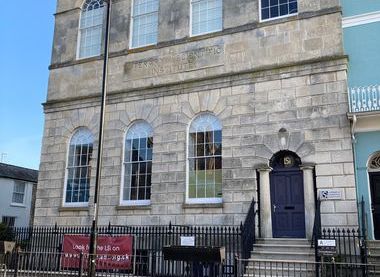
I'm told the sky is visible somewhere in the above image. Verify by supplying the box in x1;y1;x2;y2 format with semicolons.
0;1;56;170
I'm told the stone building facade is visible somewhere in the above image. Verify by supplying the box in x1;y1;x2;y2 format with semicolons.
35;0;358;239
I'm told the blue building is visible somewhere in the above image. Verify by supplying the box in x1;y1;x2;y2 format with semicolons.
342;1;380;240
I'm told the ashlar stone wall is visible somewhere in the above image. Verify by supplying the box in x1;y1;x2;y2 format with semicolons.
35;58;357;227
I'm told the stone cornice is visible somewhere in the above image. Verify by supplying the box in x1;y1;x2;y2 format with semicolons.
43;55;348;113
54;7;81;17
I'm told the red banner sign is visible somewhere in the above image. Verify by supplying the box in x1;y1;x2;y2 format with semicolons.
62;235;133;270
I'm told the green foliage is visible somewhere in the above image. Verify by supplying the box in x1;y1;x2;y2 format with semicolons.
0;223;14;241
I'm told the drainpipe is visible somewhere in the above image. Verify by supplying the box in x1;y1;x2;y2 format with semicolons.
351;114;357;142
350;114;362;231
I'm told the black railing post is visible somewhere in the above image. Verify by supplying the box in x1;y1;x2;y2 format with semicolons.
234;255;238;277
360;197;367;276
360;197;367;262
313;198;321;277
13;250;19;277
78;252;83;277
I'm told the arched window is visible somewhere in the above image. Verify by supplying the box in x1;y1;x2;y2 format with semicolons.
122;121;153;204
78;0;105;59
65;128;94;204
187;113;222;203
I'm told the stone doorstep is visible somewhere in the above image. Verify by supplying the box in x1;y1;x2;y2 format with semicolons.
244;259;316;277
250;251;315;261
252;244;313;253
250;238;314;262
368;240;380;264
255;238;310;245
368;247;380;256
367;240;380;248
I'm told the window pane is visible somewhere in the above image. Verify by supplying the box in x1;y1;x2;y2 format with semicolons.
125;140;132;162
270;6;279;17
132;0;159;48
206;183;215;198
206;169;214;185
189;185;196;198
146;187;151;200
123;122;153;201
197;143;205;156
196;132;205;144
188;114;222;199
191;0;222;36
65;128;93;204
215;183;222;197
79;1;104;58
205;143;214;156
262;0;297;20
262;8;270;20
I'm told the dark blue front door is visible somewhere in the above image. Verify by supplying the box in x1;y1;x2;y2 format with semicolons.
270;170;306;238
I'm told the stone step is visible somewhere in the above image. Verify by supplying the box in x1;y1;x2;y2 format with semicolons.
256;238;310;246
250;250;315;261
244;259;316;277
250;239;314;263
369;247;380;256
368;254;380;264
252;243;313;253
367;241;380;248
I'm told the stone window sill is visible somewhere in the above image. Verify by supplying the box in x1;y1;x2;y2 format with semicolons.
116;205;151;211
59;206;89;212
182;202;223;209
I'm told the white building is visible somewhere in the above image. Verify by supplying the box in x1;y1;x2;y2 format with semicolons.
0;163;38;227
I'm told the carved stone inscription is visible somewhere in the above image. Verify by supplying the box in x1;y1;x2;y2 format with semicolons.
124;44;224;80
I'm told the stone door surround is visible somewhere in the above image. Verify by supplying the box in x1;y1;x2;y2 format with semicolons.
257;162;315;239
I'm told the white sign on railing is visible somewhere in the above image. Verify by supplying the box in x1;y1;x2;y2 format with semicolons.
180;236;195;246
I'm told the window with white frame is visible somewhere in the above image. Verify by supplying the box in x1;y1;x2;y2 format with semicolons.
12;181;26;204
191;0;223;36
130;0;159;48
65;128;93;204
122;121;153;204
188;114;222;202
261;0;297;21
78;0;105;59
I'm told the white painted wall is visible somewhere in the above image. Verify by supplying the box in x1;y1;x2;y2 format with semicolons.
0;177;35;227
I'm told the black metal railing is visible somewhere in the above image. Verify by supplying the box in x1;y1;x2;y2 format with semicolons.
312;198;322;257
8;223;242;276
311;198;368;265
3;253;380;277
241;199;256;260
359;196;368;265
236;258;379;277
